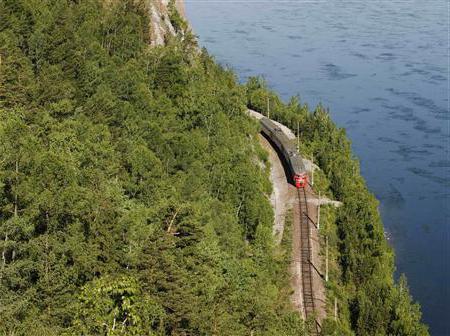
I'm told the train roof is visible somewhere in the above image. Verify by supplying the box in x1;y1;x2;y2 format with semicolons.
260;117;306;174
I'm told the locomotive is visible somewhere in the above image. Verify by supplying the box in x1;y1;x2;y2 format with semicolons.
260;117;308;188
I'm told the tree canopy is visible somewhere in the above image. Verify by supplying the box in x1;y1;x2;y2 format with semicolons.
0;1;305;335
0;1;428;335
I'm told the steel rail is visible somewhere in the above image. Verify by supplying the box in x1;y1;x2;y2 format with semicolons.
298;187;319;335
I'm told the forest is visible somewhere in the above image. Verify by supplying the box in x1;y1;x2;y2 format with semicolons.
0;0;427;335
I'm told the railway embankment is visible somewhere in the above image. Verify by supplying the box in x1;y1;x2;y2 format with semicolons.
249;108;328;327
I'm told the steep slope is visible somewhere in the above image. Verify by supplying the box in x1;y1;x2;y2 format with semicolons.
147;0;187;45
0;1;306;335
0;1;428;335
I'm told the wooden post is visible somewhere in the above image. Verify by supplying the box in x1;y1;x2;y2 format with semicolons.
317;191;321;230
166;208;180;233
334;297;338;321
297;121;300;152
325;235;329;282
14;160;18;217
311;155;314;186
267;97;270;119
0;234;7;280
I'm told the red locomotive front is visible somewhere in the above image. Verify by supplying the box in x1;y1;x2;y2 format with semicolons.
294;173;308;188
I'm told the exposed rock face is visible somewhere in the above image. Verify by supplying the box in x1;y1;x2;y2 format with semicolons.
102;0;186;45
149;0;186;46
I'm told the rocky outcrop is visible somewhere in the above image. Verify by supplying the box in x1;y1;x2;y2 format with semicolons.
148;0;186;46
102;0;186;46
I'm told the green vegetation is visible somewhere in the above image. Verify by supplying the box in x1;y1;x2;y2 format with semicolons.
0;0;428;335
246;78;429;335
168;0;188;35
0;1;304;334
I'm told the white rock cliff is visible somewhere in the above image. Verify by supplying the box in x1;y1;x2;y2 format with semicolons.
149;0;186;46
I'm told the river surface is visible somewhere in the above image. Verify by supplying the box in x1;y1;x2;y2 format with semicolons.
185;1;449;334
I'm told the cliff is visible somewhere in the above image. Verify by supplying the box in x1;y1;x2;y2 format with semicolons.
148;0;187;45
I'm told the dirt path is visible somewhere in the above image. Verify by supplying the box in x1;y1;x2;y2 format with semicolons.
258;135;292;243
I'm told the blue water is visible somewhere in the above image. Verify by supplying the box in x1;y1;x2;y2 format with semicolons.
185;1;449;334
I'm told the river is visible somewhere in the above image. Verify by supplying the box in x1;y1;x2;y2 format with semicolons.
185;1;449;334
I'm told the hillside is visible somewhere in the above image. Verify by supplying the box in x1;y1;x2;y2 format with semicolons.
0;1;304;334
0;1;428;335
146;0;187;45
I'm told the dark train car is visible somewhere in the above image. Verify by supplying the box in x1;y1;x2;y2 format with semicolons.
260;117;308;188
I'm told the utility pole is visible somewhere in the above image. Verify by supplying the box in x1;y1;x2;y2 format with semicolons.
266;96;270;119
311;155;314;186
297;121;300;152
317;191;321;230
325;235;329;282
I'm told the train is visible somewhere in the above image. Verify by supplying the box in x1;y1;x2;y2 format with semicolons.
260;117;308;188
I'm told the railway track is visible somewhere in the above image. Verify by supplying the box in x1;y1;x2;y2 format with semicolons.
298;187;319;335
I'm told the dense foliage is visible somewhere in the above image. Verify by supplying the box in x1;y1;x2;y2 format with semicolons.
0;0;429;334
245;78;429;336
0;1;306;335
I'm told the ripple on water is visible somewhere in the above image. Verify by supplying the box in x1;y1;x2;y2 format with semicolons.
407;167;450;187
345;119;360;130
423;143;445;150
400;66;447;85
382;103;416;122
233;29;247;35
351;52;369;60
392;145;432;162
249;49;264;57
429;160;450;168
430;74;447;82
239;68;254;76
386;88;449;120
245;36;258;42
413;122;441;135
262;25;275;32
204;37;216;44
322;63;357;80
370;96;389;103
287;35;303;40
378;136;401;144
376;52;397;61
394;177;406;184
351;107;371;114
418;43;433;50
400;67;430;77
381;183;405;205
